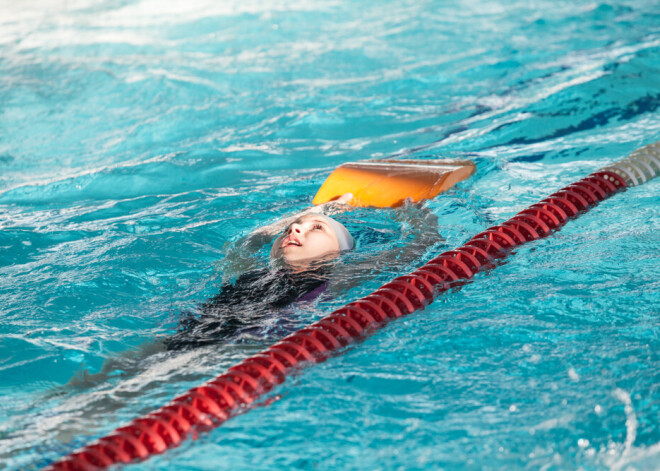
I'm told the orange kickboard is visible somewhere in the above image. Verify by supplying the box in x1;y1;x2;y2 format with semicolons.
313;159;476;208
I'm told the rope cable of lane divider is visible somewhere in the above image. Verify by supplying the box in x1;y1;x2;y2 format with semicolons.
45;141;659;471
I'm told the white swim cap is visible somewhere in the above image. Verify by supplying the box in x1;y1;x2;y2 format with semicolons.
318;215;354;251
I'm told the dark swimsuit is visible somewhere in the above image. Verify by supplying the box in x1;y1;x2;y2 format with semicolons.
164;265;330;351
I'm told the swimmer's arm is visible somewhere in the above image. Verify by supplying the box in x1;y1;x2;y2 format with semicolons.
327;201;442;293
383;200;444;268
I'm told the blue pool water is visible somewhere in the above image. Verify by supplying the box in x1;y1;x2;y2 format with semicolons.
1;0;659;469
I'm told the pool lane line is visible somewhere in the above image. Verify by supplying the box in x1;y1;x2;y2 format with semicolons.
45;141;659;471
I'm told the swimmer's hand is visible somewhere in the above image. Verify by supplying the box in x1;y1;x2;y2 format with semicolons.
335;192;354;204
308;192;353;215
252;193;354;237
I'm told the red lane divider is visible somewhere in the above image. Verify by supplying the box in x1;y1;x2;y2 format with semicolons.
46;170;627;471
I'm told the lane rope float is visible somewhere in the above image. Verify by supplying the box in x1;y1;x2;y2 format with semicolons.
46;141;659;470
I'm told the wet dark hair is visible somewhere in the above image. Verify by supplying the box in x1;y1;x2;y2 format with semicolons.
163;264;330;351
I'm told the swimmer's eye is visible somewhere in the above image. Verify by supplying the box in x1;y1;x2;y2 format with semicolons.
313;223;324;230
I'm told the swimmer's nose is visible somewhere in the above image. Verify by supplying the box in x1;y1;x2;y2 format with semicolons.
289;223;303;234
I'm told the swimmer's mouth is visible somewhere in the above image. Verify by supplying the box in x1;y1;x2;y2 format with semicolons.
280;236;302;248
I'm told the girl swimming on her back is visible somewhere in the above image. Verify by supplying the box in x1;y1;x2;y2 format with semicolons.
164;192;441;350
164;194;357;350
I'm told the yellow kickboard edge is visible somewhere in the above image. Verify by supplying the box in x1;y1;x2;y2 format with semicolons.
313;159;476;208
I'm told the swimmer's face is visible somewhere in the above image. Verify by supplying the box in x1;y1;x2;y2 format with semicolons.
272;215;340;264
